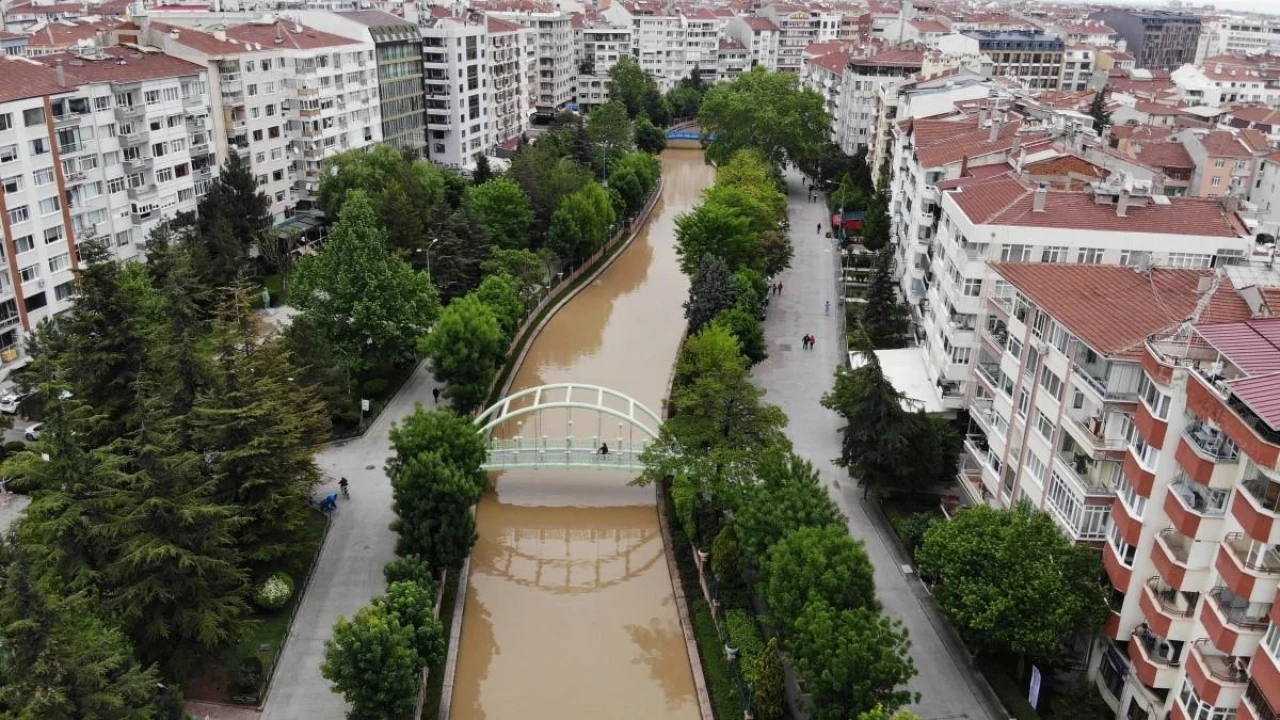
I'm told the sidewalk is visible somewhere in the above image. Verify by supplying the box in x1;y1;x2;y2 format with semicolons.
260;361;445;720
750;168;1003;720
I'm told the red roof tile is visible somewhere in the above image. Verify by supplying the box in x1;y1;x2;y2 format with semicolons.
152;19;360;54
0;55;69;103
949;172;1248;239
1134;141;1193;170
33;46;203;83
991;264;1236;359
917;121;1042;168
1200;130;1258;159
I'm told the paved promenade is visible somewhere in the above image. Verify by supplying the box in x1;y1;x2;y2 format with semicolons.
751;168;1003;720
261;362;444;720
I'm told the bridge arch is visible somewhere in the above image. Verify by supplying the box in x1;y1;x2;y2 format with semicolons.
474;383;663;471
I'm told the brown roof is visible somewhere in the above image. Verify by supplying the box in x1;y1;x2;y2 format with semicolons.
0;55;70;103
808;50;849;74
33;46;203;83
24;17;122;48
909;18;949;33
485;15;524;33
153;19;360;54
1200;130;1258;159
991;264;1245;359
851;45;925;68
744;17;778;31
335;10;416;28
1134;141;1193;170
1195;318;1280;428
949;172;1249;239
916;121;1042;168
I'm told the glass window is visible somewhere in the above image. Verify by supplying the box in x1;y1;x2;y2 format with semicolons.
54;281;76;301
13;235;33;253
7;205;28;224
22;107;44;127
38;196;60;215
1;175;20;194
47;253;70;273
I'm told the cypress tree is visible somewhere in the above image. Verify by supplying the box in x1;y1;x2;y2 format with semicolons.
862;248;907;349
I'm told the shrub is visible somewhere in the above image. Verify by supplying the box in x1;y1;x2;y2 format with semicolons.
253;572;295;611
671;475;698;544
361;378;390;399
711;524;741;588
231;655;265;704
894;512;938;558
4;441;26;454
723;608;765;683
383;555;439;599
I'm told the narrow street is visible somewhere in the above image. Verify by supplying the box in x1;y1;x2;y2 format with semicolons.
750;167;1003;720
260;362;445;720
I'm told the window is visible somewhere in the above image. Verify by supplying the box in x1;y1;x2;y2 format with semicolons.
127;173;145;189
47;253;70;273
94;96;110;112
54;281;76;301
1039;367;1064;402
151;142;167;157
1215;158;1226;168
1;175;20;194
7;205;28;224
1041;246;1067;263
1265;622;1280;660
1108;522;1137;566
1167;253;1212;269
1179;680;1237;720
1212;176;1222;187
155;167;173;183
103;151;118;167
1128;422;1160;470
43;226;63;245
0;145;17;163
0;113;9;131
951;346;971;365
1025;452;1046;487
256;174;268;187
247;84;258;96
1035;410;1054;440
29;138;49;156
38;196;60;215
144;90;160;104
1116;471;1147;517
114;230;130;247
1017;384;1031;419
18;264;39;282
963;278;982;296
1007;336;1023;361
22;107;44;127
1138;374;1171;419
167;114;183;128
13;235;33;253
107;177;125;194
1077;247;1104;264
1002;244;1032;262
24;292;46;313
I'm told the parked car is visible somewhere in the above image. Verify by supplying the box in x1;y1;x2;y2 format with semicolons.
0;393;22;414
24;423;41;441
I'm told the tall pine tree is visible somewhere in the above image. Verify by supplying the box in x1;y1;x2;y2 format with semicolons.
194;152;271;290
188;285;327;569
862;248;907;349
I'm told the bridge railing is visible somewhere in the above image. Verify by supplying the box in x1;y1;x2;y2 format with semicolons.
482;436;650;470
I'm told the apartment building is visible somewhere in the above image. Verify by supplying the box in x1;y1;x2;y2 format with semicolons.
870;70;990;186
801;49;848;147
716;38;749;82
575;20;631;111
1178;129;1271;199
1047;22;1121;49
487;15;535;147
907;167;1255;413
420;15;489;169
1196;15;1280;64
725;16;779;72
1061;45;1095;93
679;7;718;84
1088;10;1200;71
144;17;381;221
972;257;1280;720
601;1;683;90
330;11;426;158
1171;58;1280;109
489;9;573;113
966;30;1064;92
0;49;210;379
837;46;923;155
758;3;842;74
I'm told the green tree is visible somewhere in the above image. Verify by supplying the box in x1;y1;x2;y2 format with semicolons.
102;384;250;677
666;85;703;120
431;199;496;299
509;141;592;240
468;177;535;250
731;448;841;572
419;294;505;411
387;405;489;479
473;274;525;340
764;526;878;638
758;230;794;278
194;152;272;289
608;165;644;217
753;637;787;720
546;181;617;264
291;191;440;379
861;192;891;251
383;554;438;592
713;308;766;366
717;149;787;221
821;356;917;498
322;605;420;720
674;200;757;275
790;600;918;720
188;287;326;568
318;144;449;225
1088;86;1112;133
377;581;447;667
388;450;481;570
634;114;667;154
915;504;1109;663
862;248;908;348
699;68;830;168
0;541;172;719
683;254;737;333
482;248;547;302
608;56;657;119
473;153;493;184
586;101;634;168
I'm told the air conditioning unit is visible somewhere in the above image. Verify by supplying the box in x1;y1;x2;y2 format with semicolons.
37;280;46;288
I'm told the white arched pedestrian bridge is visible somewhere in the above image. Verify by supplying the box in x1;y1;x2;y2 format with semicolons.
474;383;662;472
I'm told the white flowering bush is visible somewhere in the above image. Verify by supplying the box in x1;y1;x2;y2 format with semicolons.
254;572;295;611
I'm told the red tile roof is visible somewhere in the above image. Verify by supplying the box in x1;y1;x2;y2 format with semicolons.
851;45;924;68
949;172;1249;239
485;15;524;33
24;17;122;48
909;18;949;33
0;55;70;102
33;46;203;83
744;17;778;31
152;19;360;54
916;121;1042;168
991;264;1241;359
1200;130;1259;159
1195;317;1280;428
808;50;849;74
1134;141;1193;170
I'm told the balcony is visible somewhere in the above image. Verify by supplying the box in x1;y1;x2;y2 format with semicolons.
1202;586;1270;657
119;131;148;147
1236;474;1280;545
1215;533;1280;603
1244;675;1280;720
124;155;152;171
1184;418;1240;463
1140;576;1198;640
1153;527;1212;590
53;112;81;128
1164;479;1228;540
1053;443;1121;497
127;183;156;201
1188;639;1249;711
1128;624;1183;689
1072;352;1142;402
1186;371;1280;470
114;104;144;122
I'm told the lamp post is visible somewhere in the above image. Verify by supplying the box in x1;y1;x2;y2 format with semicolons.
417;238;439;278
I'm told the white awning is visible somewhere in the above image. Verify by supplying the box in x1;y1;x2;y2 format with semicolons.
847;347;946;414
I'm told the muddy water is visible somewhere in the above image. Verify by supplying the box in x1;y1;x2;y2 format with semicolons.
449;149;713;720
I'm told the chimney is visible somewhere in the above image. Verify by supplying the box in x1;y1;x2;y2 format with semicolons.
989;117;1002;143
1012;132;1022;152
1033;182;1047;212
1221;192;1241;214
55;60;65;87
1117;188;1131;217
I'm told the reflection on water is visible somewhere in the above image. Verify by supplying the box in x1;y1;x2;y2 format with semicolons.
449;150;713;720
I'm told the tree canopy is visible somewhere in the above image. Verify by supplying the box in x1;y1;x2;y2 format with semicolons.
698;68;830;170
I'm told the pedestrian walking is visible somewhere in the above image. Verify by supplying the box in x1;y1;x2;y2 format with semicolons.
778;281;784;294
432;387;441;403
816;222;821;234
802;334;811;350
810;334;817;349
825;300;831;316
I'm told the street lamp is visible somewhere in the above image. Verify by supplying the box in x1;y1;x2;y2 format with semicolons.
417;238;439;278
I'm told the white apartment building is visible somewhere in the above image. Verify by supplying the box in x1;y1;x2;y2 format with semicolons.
679;7;718;84
1196;15;1280;64
144;16;382;222
801;49;847;147
1172;59;1280;108
716;38;749;82
420;15;490;169
759;3;842;74
575;21;631;111
489;9;573;114
725;16;779;72
0;49;210;380
601;1;684;90
1062;45;1096;92
837;46;923;155
911;169;1254;413
487;15;536;147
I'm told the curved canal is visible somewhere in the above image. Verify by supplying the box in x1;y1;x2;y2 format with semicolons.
448;148;713;720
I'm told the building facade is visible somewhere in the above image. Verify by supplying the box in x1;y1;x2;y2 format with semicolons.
420;15;489;169
1088;10;1201;71
967;30;1065;91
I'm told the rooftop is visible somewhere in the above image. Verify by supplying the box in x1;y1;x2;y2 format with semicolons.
948;172;1249;239
991;264;1248;359
0;55;69;102
1196;318;1280;428
1133;141;1194;170
34;46;204;83
152;19;361;54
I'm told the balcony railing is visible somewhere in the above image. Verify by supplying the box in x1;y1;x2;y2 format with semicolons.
1223;533;1280;575
1245;679;1280;720
1159;528;1196;565
1208;586;1271;630
1146;576;1197;617
1053;448;1120;496
1184;419;1240;462
1133;624;1180;667
1194;640;1249;684
1243;476;1280;514
1169;480;1228;516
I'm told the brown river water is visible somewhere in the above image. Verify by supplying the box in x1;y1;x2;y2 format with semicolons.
448;148;714;720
